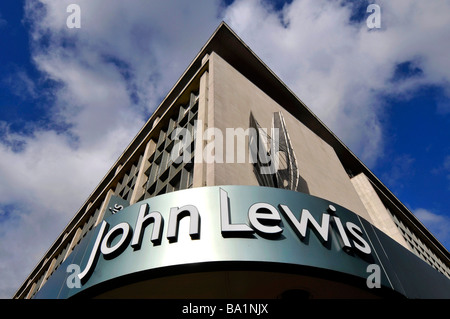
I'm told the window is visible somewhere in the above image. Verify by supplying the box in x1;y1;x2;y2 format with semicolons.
143;91;198;199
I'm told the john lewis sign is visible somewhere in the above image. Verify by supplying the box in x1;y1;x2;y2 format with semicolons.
78;188;373;284
34;185;450;299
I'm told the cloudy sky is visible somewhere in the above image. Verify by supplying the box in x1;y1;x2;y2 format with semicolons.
0;0;449;298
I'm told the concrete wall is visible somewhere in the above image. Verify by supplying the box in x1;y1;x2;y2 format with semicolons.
351;173;411;250
207;52;373;222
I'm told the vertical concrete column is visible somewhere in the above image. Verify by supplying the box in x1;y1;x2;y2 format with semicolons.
130;139;156;204
25;282;36;299
63;227;82;261
193;57;210;187
205;53;216;186
95;189;115;227
115;164;123;176
152;116;160;129
39;258;57;290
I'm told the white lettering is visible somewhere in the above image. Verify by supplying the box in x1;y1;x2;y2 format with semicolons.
366;264;381;288
167;205;201;241
66;264;81;288
226;127;255;164
171;127;193;164
66;4;81;29
346;222;372;255
130;203;163;248
100;222;131;257
279;205;330;242
78;220;108;283
203;127;223;164
226;303;268;315
172;121;280;175
76;189;373;286
182;303;216;316
219;188;253;235
366;4;381;29
248;202;283;235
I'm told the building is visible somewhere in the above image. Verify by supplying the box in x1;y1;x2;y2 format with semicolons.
14;22;450;299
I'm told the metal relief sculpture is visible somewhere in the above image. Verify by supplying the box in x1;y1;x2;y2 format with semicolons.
249;111;300;192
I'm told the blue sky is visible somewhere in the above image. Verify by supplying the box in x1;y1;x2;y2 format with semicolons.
0;0;449;298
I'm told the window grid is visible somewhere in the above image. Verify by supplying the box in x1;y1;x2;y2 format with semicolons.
115;155;143;202
390;210;450;278
143;92;198;199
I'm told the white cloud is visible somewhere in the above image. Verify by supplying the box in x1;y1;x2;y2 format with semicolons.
414;208;450;248
223;0;450;165
1;0;450;298
3;70;38;99
0;126;121;297
0;0;221;298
